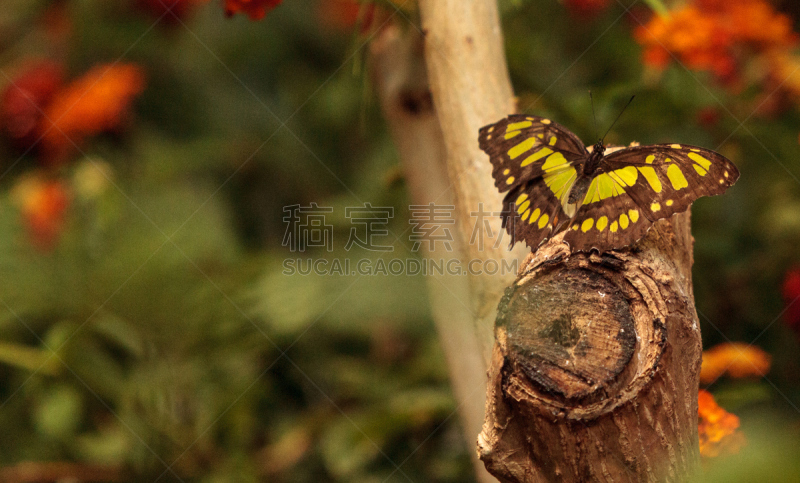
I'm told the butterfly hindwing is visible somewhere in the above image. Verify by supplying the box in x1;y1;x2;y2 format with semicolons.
479;114;587;193
563;144;739;252
562;186;650;253
503;174;574;250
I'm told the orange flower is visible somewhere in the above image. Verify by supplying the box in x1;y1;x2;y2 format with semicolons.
1;61;64;151
698;389;745;458
699;342;771;384
634;0;797;85
38;63;145;164
11;175;71;251
635;6;734;76
224;0;283;20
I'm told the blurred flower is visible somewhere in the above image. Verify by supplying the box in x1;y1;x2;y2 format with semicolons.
72;159;114;201
698;389;745;458
136;0;209;22
635;0;797;86
11;174;71;251
224;0;283;20
39;63;145;165
699;342;771;384
1;61;64;152
316;0;390;35
781;267;800;332
696;106;720;127
316;0;363;30
564;0;612;19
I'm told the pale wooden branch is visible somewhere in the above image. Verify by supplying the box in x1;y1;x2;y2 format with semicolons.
417;0;529;361
416;1;703;481
369;24;497;483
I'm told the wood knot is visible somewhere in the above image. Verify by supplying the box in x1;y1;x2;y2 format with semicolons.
498;268;636;403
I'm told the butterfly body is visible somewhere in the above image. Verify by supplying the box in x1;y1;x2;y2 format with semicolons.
478;114;739;253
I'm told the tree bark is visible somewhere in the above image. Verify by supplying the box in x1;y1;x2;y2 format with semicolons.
416;1;703;482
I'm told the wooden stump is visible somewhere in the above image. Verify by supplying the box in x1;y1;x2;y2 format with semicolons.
478;219;702;482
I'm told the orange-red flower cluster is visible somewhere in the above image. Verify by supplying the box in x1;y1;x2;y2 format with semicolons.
1;62;145;165
699;342;771;384
11;175;70;251
224;0;283;20
698;389;745;458
634;0;797;84
39;64;145;164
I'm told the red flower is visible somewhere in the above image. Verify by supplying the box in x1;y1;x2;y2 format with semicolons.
696;106;720;127
782;267;800;332
1;61;64;152
11;175;71;251
224;0;283;20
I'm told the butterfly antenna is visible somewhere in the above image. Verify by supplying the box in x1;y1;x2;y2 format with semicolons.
590;90;599;142
602;95;635;143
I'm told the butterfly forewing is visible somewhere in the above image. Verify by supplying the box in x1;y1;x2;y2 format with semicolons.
563;144;739;252
478;114;586;193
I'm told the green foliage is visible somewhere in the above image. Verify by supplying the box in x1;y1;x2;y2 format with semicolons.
1;0;799;480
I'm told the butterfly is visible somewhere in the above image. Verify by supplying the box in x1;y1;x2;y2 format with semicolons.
478;114;739;253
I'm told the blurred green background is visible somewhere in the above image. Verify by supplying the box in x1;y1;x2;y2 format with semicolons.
0;0;799;481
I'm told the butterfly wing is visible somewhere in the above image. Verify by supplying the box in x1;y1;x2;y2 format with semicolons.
480;114;589;249
563;144;739;252
501;164;579;250
479;114;588;193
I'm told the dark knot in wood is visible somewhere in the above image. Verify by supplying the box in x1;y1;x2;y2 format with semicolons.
498;268;636;404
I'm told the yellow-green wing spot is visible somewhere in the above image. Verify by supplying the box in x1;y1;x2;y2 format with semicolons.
582;166;638;205
508;138;537;159
542;152;578;216
688;152;712;176
537;213;549;229
666;163;688;190
521;148;553;167
504;121;533;140
638;166;662;193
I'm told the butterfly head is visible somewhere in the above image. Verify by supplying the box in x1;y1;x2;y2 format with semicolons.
592;139;606;156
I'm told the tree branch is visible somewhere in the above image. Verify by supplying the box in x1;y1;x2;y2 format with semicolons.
369;24;498;483
417;0;528;361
